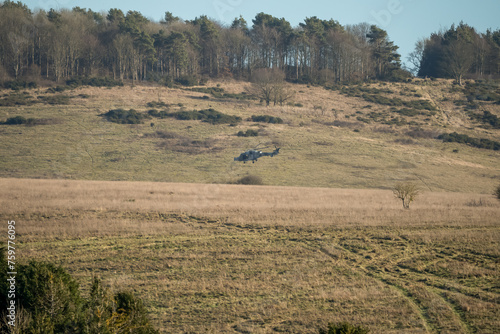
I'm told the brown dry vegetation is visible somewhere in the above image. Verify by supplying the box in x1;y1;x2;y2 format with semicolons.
1;178;499;333
0;78;499;192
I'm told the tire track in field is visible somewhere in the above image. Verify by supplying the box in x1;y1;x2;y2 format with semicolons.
303;239;473;333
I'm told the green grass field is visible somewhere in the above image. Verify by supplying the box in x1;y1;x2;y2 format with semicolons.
1;79;499;333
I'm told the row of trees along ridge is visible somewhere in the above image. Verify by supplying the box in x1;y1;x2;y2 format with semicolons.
1;1;404;85
1;2;499;86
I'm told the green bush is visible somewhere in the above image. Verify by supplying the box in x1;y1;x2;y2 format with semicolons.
469;110;500;129
146;101;169;108
319;322;370;334
438;132;500;151
237;129;259;137
2;80;37;90
161;108;242;125
0;246;158;334
66;76;123;88
251;115;284;124
175;75;199;86
3;116;31;125
0;92;36;106
102;109;149;124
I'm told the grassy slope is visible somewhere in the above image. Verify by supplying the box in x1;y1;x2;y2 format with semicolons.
0;78;499;192
1;178;498;333
1;79;499;332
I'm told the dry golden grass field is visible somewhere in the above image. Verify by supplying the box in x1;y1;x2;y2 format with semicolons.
1;78;499;333
1;178;499;333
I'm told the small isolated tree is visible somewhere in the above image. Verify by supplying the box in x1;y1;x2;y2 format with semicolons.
393;182;420;209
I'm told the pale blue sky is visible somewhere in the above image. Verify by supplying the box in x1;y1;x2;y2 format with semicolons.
20;0;500;66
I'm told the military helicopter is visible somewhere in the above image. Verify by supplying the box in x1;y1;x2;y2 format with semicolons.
234;145;280;163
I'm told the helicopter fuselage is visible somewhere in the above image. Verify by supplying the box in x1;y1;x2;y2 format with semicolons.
234;148;279;163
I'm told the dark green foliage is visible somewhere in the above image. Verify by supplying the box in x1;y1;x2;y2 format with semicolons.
102;109;149;124
175;75;199;86
150;108;242;125
394;108;421;116
341;86;436;111
469;110;500;129
0;92;36;106
16;261;83;333
235;175;263;185
237;129;259;137
2;80;37;90
66;76;124;88
2;116;57;126
494;184;500;200
3;115;32;124
251;115;284;124
0;246;158;334
464;80;500;103
146;101;169;108
319;322;370;334
438;132;500;150
46;85;71;93
147;109;171;118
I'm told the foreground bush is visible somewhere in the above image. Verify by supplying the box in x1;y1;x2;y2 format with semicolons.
0;246;158;334
495;184;500;201
319;322;370;334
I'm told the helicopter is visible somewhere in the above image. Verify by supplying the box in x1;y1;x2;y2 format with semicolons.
234;146;280;163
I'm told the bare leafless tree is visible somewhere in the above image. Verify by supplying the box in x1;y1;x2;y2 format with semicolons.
393;182;420;209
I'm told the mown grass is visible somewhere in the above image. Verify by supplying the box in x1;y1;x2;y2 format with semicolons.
1;178;498;333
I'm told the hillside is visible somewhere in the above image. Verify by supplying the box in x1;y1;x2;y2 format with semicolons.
1;78;499;193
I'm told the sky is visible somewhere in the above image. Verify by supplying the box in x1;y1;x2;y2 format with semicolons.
19;0;500;68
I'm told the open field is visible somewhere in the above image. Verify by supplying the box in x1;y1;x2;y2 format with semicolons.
0;78;499;192
1;178;499;333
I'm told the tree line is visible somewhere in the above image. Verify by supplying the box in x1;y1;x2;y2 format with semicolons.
0;0;405;86
410;22;500;85
1;1;499;87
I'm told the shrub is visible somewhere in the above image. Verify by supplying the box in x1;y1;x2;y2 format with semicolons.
251;115;284;124
2;80;37;90
438;132;500;151
237;129;259;137
101;109;148;124
3;116;30;125
393;182;420;209
494;184;500;201
0;247;158;334
235;175;263;185
162;108;242;125
2;116;58;126
66;76;123;88
319;322;370;334
0;92;36;106
175;75;199;86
